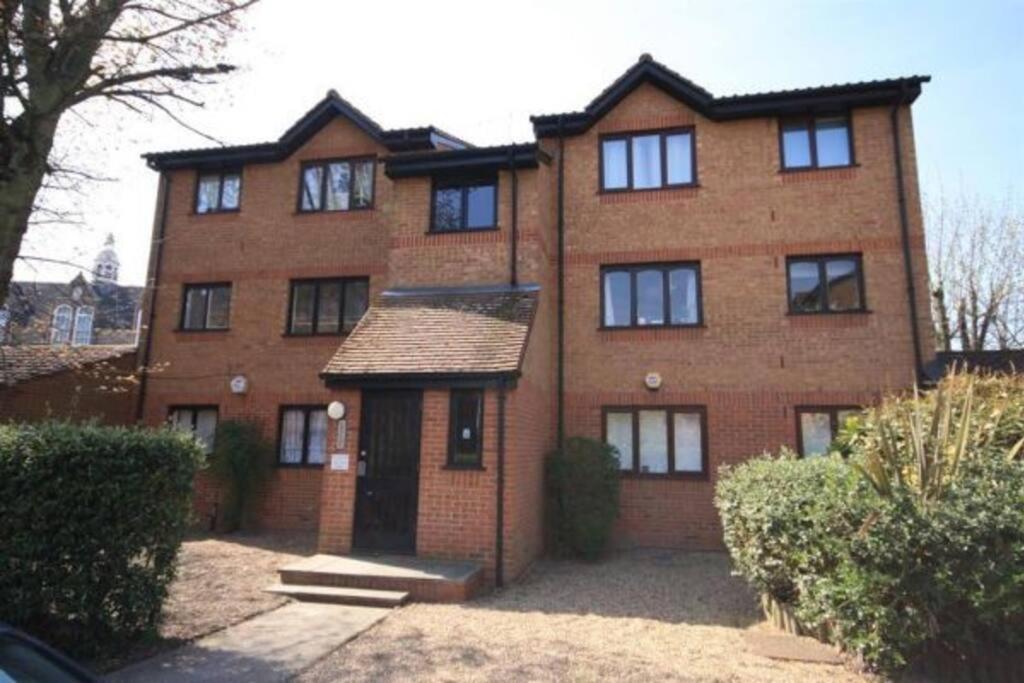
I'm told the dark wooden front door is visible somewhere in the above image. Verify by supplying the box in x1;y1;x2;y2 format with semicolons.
353;390;423;553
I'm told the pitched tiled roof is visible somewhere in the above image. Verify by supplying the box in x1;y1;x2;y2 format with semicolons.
0;345;136;386
322;286;538;380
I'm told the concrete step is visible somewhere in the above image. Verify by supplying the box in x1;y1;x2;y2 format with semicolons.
265;583;409;608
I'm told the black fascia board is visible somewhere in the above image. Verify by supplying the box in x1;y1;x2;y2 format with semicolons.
383;144;550;179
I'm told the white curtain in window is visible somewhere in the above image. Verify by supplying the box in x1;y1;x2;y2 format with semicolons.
72;307;94;346
169;409;192;433
352;162;374;208
601;140;628;190
280;410;305;464
195;409;218;454
638;410;668;473
196;175;221;213
801;412;833;457
673;413;703;472
50;304;73;344
326;162;351;211
631;135;662;189
606;412;633;470
307;410;328;464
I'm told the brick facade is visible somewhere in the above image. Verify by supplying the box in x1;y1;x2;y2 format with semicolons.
140;58;933;584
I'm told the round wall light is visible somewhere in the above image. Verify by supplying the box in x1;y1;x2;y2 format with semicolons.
327;401;347;420
644;372;663;391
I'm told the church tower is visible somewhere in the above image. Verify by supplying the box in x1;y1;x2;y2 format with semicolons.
93;233;120;284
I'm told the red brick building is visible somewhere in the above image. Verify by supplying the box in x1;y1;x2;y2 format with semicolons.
140;55;934;585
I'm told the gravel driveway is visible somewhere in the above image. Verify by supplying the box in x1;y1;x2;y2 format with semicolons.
298;549;870;682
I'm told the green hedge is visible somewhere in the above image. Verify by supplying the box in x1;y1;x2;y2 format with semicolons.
716;373;1024;673
0;421;204;658
546;437;620;560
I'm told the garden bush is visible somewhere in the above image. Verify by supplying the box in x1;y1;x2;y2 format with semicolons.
0;421;204;658
207;419;273;531
716;372;1024;673
546;437;620;560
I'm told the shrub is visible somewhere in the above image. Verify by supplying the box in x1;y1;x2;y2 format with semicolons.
0;421;204;658
716;372;1024;673
546;437;620;560
207;419;274;531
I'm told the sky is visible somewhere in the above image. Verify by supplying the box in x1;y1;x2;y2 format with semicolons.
14;0;1024;286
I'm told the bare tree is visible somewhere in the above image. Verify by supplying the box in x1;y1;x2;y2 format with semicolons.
927;187;1024;351
0;0;259;305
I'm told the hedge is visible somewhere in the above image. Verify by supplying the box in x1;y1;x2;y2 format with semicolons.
546;437;620;560
716;372;1024;673
0;421;204;658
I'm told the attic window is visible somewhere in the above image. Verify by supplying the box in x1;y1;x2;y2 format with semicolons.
298;158;375;212
600;128;696;192
196;170;241;213
430;176;497;232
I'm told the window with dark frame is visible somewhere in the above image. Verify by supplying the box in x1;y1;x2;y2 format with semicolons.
298;158;375;213
180;283;231;330
600;128;696;192
278;406;328;466
603;406;707;476
787;254;865;314
796;406;859;457
780;115;853;170
431;177;497;232
601;262;702;328
448;389;484;468
287;277;369;335
169;406;218;454
195;170;241;213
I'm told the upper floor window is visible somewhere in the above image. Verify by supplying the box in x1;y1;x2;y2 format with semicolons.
448;389;484;468
431;176;497;232
780;116;852;170
170;405;218;454
72;306;94;346
787;254;865;314
604;406;707;476
299;158;375;212
797;406;859;457
50;304;73;344
601;262;702;328
181;283;231;331
196;170;241;213
600;128;695;192
287;277;368;335
279;406;328;466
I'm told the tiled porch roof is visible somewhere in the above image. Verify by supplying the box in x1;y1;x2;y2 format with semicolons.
321;285;538;381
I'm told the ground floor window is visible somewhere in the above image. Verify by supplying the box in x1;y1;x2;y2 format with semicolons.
796;406;859;457
448;389;484;468
169;406;218;453
279;406;328;466
603;406;707;476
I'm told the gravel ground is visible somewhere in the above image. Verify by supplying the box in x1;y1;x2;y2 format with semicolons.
96;531;315;672
298;549;871;683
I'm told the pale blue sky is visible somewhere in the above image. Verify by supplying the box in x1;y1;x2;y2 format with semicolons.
15;0;1023;284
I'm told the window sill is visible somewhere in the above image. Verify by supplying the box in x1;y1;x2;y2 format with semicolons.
294;207;376;216
281;332;352;339
275;462;325;469
778;163;859;174
599;323;705;331
426;226;500;235
174;327;231;333
598;182;699;195
786;309;871;317
192;208;241;216
442;464;486;472
619;471;709;481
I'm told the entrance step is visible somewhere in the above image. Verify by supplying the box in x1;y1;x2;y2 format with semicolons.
278;553;485;602
265;583;409;608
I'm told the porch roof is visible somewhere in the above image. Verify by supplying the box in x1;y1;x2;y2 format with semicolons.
321;285;538;383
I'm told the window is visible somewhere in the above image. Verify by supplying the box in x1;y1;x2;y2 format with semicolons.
298;158;375;212
787;255;865;314
50;304;73;344
181;283;231;330
195;170;241;213
72;306;94;346
448;389;484;468
600;128;695;191
601;263;702;328
287;277;368;335
0;307;8;342
278;406;328;466
797;407;859;457
780;116;853;169
169;406;218;454
431;177;497;232
604;407;707;476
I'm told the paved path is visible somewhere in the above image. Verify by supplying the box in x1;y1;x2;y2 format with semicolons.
107;602;390;682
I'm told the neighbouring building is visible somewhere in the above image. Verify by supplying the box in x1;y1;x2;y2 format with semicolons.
139;55;935;586
2;235;144;347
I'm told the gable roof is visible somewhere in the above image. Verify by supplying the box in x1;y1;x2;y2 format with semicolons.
0;345;135;386
144;90;473;171
531;54;930;136
321;285;538;383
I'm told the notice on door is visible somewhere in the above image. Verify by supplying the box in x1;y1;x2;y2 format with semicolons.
330;453;350;471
